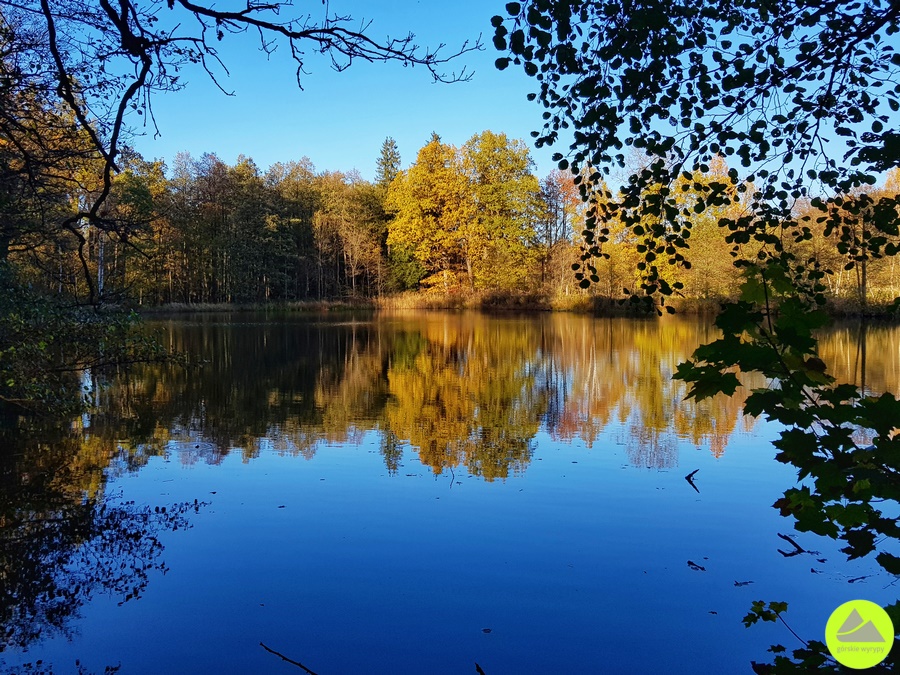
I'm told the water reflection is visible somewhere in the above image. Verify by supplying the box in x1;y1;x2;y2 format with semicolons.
0;422;202;652
76;313;837;477
2;312;897;668
818;321;900;396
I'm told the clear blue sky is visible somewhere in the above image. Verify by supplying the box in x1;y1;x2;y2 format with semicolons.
132;1;562;181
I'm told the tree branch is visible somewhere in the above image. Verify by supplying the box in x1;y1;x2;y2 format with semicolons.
259;642;321;675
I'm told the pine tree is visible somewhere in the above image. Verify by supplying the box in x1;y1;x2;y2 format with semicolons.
375;137;401;190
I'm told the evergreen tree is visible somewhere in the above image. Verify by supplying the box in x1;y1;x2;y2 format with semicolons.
375;137;401;190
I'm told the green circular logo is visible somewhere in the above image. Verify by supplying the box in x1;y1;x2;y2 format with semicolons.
825;600;894;669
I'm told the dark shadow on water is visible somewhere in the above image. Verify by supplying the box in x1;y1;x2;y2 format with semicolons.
0;421;205;654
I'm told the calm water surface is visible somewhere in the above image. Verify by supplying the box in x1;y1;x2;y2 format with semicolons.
1;312;898;674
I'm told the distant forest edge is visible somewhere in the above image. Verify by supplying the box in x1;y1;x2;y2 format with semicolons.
9;133;900;315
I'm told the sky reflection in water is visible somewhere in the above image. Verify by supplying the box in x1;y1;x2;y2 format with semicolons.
1;313;898;674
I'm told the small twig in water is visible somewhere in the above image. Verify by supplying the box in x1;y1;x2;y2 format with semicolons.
776;533;806;558
260;642;321;675
685;469;700;494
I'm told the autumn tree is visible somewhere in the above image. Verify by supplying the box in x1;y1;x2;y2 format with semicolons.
314;171;384;296
100;152;165;303
460;130;542;290
0;15;91;267
386;132;542;292
818;169;900;307
265;158;321;300
666;156;744;300
538;170;580;248
223;156;272;302
386;135;472;290
534;170;579;293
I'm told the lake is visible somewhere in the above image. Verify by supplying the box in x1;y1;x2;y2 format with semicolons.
1;312;898;674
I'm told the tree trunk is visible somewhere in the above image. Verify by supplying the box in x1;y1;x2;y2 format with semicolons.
860;257;868;309
97;230;105;299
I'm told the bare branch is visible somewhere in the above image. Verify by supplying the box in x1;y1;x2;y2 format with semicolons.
259;642;321;675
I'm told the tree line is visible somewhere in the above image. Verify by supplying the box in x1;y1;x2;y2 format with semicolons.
7;129;900;309
7;128;586;305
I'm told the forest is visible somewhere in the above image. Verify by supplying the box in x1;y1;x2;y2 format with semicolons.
1;0;898;315
7;125;900;310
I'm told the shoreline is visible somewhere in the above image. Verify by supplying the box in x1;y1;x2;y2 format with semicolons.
136;292;900;320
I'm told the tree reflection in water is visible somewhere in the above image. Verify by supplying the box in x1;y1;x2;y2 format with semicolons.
28;314;893;489
86;313;792;477
0;421;205;653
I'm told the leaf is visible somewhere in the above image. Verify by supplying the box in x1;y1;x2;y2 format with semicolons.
876;552;900;575
687;370;741;401
884;601;900;627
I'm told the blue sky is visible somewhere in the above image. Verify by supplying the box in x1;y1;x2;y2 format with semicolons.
132;1;561;181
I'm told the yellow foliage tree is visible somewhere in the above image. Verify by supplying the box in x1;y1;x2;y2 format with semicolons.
386;135;472;291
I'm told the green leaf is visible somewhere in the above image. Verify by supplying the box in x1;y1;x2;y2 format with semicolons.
876;552;900;575
885;601;900;627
